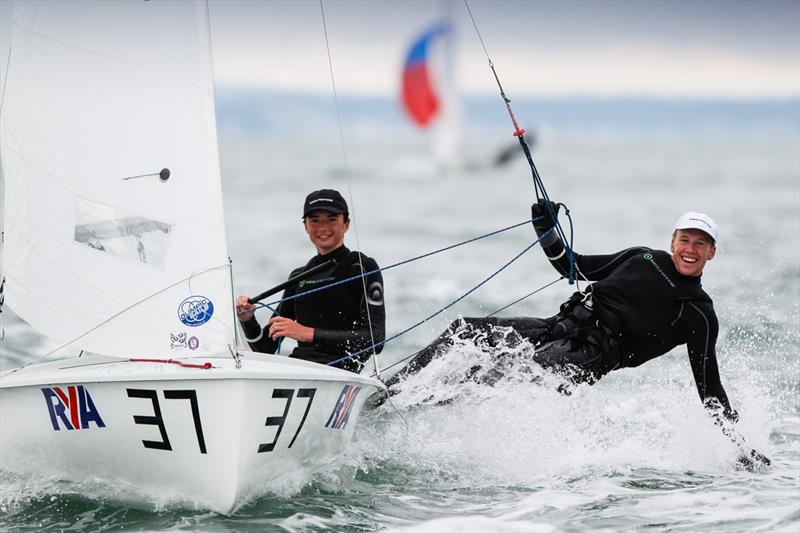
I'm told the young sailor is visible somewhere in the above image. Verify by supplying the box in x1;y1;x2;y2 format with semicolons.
389;201;769;468
236;189;385;373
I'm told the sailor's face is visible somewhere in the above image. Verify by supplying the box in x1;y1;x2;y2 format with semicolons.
304;210;349;255
670;229;716;277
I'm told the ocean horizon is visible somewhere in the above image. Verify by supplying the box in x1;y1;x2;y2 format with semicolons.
215;88;800;141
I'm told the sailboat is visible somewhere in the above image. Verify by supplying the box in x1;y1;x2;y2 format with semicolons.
399;17;534;171
401;18;462;169
0;0;382;513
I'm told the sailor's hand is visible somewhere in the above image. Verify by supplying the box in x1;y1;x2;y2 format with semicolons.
268;316;314;343
531;199;560;232
235;295;256;322
737;448;771;472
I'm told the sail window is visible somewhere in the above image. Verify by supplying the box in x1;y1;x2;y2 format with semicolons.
73;197;172;269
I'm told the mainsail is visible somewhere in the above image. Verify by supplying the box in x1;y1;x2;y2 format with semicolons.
0;0;234;357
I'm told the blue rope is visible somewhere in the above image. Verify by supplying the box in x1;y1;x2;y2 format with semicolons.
255;217;544;309
556;202;576;284
325;233;545;367
464;0;578;282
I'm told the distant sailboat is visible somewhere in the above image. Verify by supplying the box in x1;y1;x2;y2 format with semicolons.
401;21;451;128
399;18;535;171
0;0;382;513
400;19;461;169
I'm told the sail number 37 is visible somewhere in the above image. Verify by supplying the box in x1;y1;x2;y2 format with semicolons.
127;387;317;454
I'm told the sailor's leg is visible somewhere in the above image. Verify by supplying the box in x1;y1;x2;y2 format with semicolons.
492;316;558;346
386;316;558;387
386;317;499;386
531;332;613;385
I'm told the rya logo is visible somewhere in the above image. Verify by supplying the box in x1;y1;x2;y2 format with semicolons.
178;295;214;327
41;385;106;431
325;385;361;430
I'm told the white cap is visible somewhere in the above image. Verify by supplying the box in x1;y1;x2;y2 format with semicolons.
674;212;718;242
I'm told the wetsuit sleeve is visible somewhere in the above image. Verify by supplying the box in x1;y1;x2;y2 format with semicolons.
313;258;386;360
680;301;736;421
532;218;649;281
240;277;299;354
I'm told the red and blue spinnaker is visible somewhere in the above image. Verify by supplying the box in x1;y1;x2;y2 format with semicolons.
401;22;451;127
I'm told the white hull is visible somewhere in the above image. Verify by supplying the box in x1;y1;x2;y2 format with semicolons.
0;352;383;513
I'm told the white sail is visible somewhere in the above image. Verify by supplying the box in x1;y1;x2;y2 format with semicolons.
430;6;461;169
0;0;234;357
400;12;462;170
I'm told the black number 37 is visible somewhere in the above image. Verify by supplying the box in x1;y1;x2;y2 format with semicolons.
258;388;316;453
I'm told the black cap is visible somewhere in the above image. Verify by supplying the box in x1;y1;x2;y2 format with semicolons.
303;189;348;218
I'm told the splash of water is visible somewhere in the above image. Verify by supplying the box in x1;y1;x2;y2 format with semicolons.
354;327;776;492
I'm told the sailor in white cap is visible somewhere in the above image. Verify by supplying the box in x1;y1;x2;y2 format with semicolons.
671;211;717;277
391;200;769;471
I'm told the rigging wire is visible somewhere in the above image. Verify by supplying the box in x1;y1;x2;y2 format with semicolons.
463;0;580;287
243;217;560;368
361;275;564;377
253;217;540;309
12;263;233;372
204;0;243;356
0;41;12;121
288;2;574;381
0;276;4;344
242;217;557;378
318;0;382;379
487;276;563;317
0;38;11;353
314;3;407;418
326;233;546;368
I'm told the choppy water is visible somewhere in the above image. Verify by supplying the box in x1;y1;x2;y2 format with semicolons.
2;118;799;531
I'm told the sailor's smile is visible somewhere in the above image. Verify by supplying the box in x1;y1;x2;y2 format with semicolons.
304;210;350;255
670;228;716;277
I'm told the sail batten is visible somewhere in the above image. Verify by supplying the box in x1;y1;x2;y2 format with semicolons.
0;0;234;357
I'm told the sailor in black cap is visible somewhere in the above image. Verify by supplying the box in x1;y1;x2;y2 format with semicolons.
236;189;385;373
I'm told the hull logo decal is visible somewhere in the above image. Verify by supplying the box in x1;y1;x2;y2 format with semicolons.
41;385;106;431
325;385;361;430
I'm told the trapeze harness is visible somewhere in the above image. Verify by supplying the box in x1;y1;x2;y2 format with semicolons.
241;245;385;373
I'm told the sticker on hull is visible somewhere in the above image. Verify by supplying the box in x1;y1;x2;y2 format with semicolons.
325;385;361;430
41;385;106;431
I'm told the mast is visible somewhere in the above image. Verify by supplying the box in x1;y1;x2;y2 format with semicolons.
0;0;10;347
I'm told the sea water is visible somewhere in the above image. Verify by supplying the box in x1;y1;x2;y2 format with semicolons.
1;100;798;531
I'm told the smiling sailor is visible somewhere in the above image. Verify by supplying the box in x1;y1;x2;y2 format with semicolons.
390;200;769;470
236;189;385;373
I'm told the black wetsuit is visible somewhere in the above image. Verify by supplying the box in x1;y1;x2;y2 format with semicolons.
391;219;734;419
241;245;385;373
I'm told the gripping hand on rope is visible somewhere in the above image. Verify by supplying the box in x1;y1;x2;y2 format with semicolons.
531;199;560;234
531;199;573;276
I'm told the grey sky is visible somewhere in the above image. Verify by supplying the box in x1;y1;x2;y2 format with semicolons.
207;0;800;98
